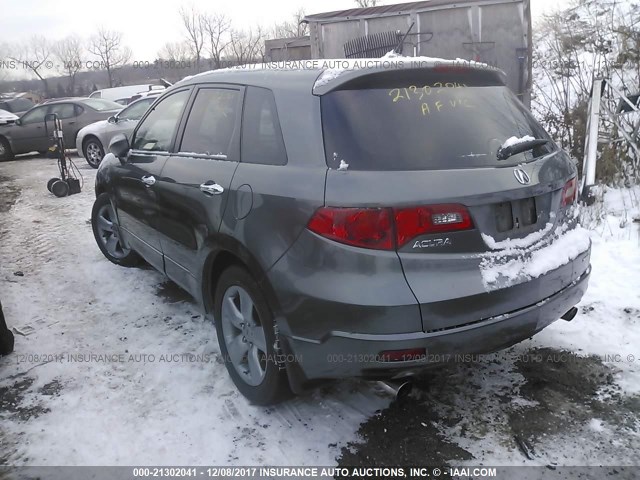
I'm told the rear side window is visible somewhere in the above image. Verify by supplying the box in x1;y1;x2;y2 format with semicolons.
48;103;75;119
133;90;190;152
180;88;239;157
321;71;553;171
241;87;287;166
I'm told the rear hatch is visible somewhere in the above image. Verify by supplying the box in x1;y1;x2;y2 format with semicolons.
318;67;581;332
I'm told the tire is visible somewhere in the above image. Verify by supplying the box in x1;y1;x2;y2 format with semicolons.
51;180;69;197
91;193;140;267
214;266;292;405
83;137;105;168
47;177;60;192
0;137;13;161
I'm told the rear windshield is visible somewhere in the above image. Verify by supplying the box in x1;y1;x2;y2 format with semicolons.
321;71;554;171
80;98;122;111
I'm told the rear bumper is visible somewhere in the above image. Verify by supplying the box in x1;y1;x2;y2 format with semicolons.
281;264;590;381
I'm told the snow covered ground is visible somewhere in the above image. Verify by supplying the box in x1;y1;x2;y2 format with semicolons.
0;156;639;470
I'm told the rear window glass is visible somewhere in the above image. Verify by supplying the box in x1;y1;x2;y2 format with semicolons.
321;72;553;171
7;98;34;112
80;98;122;111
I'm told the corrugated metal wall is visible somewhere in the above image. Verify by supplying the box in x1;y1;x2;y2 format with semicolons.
307;0;531;106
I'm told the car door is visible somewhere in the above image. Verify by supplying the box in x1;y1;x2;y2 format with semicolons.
111;88;192;272
155;85;243;294
47;103;78;146
10;105;49;153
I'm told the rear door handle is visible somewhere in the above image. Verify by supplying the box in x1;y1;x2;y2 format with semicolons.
200;182;224;195
141;175;156;186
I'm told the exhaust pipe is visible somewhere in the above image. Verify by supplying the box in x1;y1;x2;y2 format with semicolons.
561;307;578;322
376;379;413;400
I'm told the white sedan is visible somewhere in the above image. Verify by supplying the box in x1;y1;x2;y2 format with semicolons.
76;96;156;168
0;109;19;125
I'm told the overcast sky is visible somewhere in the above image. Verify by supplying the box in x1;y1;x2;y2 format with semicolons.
1;0;568;65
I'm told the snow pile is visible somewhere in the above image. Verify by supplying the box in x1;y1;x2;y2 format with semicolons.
479;223;591;289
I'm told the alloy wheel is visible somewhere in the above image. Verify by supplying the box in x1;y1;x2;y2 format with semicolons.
95;203;130;259
221;285;268;386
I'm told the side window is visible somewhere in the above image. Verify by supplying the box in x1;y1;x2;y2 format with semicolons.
48;103;75;119
74;104;84;116
119;99;152;121
20;107;47;125
241;87;287;165
180;88;239;157
133;90;190;152
241;87;287;166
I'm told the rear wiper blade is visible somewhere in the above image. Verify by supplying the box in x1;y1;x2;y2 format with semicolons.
497;138;549;161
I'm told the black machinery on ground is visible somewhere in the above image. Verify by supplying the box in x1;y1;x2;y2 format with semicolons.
45;113;82;198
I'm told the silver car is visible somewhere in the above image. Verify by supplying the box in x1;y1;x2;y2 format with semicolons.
76;97;156;168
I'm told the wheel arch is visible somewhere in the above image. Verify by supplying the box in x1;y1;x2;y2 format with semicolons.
82;133;103;152
201;236;282;321
0;134;14;154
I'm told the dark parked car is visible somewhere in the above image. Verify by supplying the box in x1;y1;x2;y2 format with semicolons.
0;98;122;160
0;97;35;115
91;61;591;405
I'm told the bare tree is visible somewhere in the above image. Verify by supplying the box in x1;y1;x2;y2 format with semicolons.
229;28;265;65
88;28;131;88
10;36;51;95
0;42;11;82
158;41;191;62
533;0;640;184
273;9;308;38
180;5;206;72
202;13;232;70
53;36;83;95
355;0;379;7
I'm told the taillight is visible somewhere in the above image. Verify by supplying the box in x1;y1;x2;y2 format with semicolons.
307;204;474;250
394;204;473;248
307;207;394;250
561;177;578;207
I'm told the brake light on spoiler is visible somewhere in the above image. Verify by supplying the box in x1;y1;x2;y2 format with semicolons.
307;204;474;250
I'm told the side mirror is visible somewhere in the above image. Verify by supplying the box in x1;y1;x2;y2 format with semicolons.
14;119;21;126
109;134;130;161
107;115;118;124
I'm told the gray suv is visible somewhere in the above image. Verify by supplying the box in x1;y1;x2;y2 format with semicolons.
92;61;591;405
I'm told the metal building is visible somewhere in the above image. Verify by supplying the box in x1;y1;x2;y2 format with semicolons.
302;0;532;106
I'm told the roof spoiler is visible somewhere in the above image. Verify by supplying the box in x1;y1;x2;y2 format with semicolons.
312;58;506;95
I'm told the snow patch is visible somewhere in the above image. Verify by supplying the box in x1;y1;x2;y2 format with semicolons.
479;225;591;289
482;218;555;251
500;135;536;150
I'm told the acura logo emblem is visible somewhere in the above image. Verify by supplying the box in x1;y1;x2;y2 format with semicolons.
513;168;531;185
